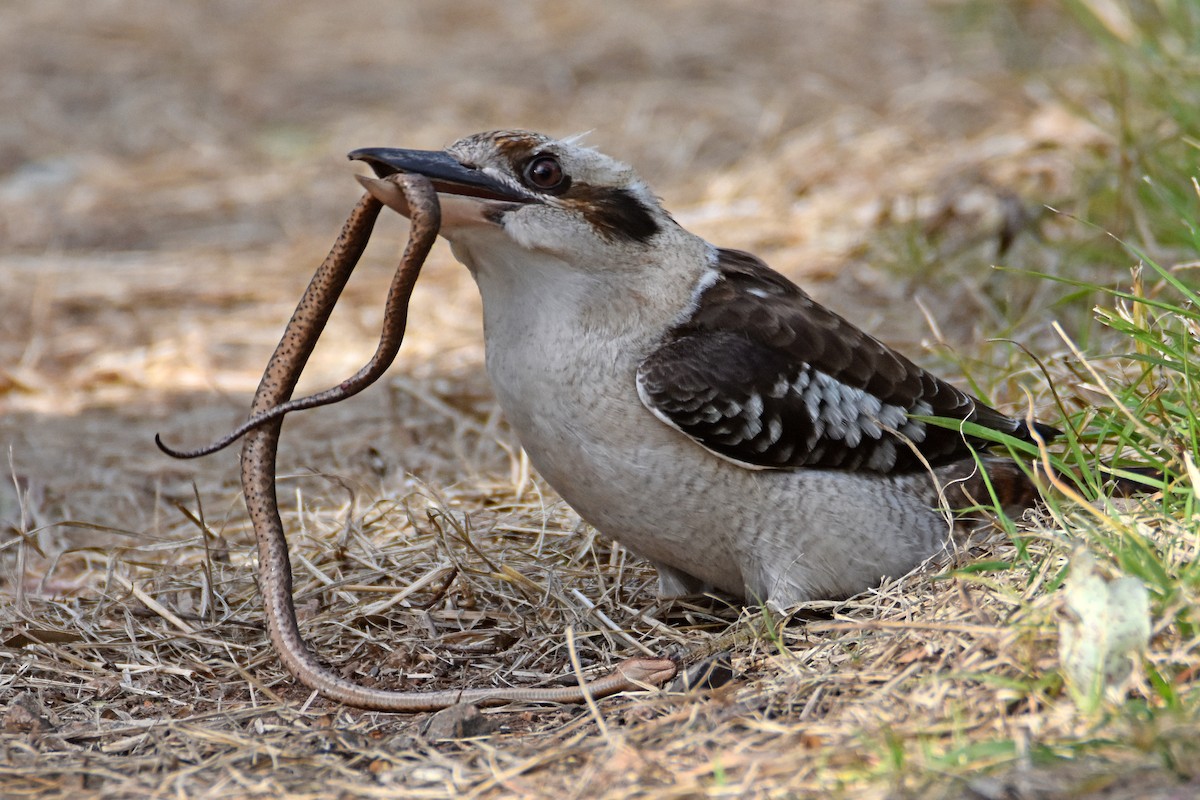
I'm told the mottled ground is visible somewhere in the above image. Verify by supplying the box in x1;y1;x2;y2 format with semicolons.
4;3;1171;798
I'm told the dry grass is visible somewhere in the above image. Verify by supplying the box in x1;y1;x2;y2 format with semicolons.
6;489;1194;798
2;2;1196;798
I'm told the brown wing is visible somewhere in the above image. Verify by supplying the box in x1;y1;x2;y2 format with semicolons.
636;249;1056;472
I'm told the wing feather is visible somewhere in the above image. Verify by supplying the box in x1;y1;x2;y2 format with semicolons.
636;248;1056;473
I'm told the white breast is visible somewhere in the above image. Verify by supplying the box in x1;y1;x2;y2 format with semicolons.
446;230;956;607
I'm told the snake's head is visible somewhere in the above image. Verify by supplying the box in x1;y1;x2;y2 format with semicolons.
619;657;678;688
350;141;535;231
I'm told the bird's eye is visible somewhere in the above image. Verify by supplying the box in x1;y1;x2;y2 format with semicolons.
523;154;567;191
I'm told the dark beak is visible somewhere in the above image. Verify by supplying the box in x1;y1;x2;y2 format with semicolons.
348;148;532;204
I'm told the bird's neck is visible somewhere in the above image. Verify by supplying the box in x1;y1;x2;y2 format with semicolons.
448;227;715;345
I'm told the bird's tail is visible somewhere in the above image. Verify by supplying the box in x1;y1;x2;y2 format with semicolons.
936;455;1163;519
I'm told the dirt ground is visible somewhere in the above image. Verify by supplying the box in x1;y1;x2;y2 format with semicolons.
1;2;1166;798
0;0;1101;563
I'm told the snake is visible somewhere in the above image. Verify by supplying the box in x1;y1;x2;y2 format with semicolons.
172;172;675;710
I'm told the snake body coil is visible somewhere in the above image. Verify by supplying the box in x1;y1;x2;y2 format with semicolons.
229;174;673;710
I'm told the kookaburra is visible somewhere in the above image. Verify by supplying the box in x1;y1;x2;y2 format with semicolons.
350;131;1055;609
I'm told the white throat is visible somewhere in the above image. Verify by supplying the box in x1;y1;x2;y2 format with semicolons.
452;220;712;335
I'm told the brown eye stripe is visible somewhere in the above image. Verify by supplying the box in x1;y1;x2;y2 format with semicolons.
484;132;659;242
562;183;659;243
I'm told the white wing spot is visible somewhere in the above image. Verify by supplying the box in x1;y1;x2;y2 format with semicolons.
745;392;764;420
877;404;908;430
865;440;897;470
900;398;933;442
738;410;763;441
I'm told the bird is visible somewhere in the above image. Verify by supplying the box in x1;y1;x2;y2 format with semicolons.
348;130;1057;610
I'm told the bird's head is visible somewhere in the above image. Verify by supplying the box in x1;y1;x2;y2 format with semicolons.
349;130;680;271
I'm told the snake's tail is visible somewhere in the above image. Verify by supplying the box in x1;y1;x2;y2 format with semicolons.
155;389;351;460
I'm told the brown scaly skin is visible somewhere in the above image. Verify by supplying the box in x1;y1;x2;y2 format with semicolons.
237;173;675;711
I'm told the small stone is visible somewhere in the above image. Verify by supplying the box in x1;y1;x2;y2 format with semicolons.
421;703;497;740
4;693;53;734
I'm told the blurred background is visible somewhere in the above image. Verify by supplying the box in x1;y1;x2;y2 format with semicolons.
0;1;1106;585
